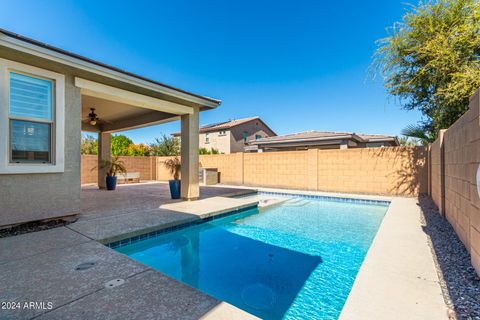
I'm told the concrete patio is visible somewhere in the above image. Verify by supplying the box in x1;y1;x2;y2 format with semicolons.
0;183;452;319
0;182;259;320
75;182;258;243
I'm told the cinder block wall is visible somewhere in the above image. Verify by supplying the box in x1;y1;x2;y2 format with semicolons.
429;88;480;276
430;137;444;212
200;154;244;184
148;146;428;196
81;155;156;184
244;151;310;189
316;147;428;195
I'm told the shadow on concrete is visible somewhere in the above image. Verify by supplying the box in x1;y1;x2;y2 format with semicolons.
81;182;254;218
418;196;480;319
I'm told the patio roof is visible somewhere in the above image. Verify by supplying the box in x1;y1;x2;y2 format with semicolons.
0;28;221;108
0;28;216;199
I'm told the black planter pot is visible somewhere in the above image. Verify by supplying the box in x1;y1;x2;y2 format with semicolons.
169;179;181;199
106;176;117;191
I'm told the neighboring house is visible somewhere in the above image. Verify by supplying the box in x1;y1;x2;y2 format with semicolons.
247;130;399;152
0;29;220;228
173;116;276;154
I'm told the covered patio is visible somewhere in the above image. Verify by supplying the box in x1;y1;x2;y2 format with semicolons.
0;28;224;228
78;77;217;200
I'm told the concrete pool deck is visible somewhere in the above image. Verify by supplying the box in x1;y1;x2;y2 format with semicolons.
0;183;259;319
73;183;258;243
340;197;448;320
0;183;449;319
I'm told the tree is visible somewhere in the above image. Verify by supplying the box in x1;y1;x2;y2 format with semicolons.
374;0;480;140
150;134;180;156
401;124;433;145
127;143;151;156
198;147;209;155
199;147;220;155
111;134;134;156
398;136;422;146
81;134;98;155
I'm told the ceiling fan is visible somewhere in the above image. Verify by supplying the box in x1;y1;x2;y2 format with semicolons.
82;108;112;126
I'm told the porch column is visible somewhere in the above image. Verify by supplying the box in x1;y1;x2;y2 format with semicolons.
180;107;199;200
98;132;111;189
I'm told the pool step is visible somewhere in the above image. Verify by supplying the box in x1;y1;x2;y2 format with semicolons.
282;198;310;207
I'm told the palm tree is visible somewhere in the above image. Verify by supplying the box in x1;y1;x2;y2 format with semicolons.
401;124;435;145
93;156;127;177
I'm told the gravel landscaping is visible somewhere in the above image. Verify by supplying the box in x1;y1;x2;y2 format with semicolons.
0;219;75;238
419;196;480;320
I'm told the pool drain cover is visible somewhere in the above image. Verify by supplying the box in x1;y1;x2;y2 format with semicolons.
75;262;96;271
105;278;125;289
241;283;276;310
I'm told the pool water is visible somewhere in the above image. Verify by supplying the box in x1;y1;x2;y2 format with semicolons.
116;196;388;319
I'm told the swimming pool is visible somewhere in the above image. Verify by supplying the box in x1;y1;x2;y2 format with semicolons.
114;194;389;319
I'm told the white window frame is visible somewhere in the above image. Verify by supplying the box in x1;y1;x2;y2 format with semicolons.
0;58;65;174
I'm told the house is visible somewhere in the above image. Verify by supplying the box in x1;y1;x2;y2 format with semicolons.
247;130;399;152
172;116;276;154
0;29;221;228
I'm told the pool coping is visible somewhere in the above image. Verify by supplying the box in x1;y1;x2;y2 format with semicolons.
213;184;394;202
339;197;449;320
74;186;448;319
104;189;391;249
106;205;258;249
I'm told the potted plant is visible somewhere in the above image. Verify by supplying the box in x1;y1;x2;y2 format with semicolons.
99;156;127;191
164;157;181;199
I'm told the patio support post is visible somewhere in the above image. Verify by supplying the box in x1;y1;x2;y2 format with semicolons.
98;132;111;189
180;107;200;200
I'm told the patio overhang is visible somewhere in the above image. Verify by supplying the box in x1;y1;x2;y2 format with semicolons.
0;28;219;201
77;78;190;133
75;77;206;200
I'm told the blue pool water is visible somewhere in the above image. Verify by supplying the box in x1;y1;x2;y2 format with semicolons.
115;196;388;319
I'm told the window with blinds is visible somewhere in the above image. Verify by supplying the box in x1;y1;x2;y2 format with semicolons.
9;72;54;163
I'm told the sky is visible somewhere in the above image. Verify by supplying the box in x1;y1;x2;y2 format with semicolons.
0;0;422;144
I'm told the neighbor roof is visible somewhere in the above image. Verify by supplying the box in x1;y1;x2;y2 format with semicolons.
250;130;398;145
172;116;276;136
0;28;220;108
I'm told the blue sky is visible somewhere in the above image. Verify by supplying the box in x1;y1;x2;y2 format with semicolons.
0;0;421;143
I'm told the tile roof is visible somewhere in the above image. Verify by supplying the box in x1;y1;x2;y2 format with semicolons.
250;130;397;144
172;116;264;136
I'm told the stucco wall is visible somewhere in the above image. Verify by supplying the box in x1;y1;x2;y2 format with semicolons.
0;49;82;227
429;89;480;275
199;131;231;154
230;119;276;153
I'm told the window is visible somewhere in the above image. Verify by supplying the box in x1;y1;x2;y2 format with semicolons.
255;134;262;140
205;133;209;143
0;58;65;173
9;73;53;164
243;131;248;143
218;130;226;136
